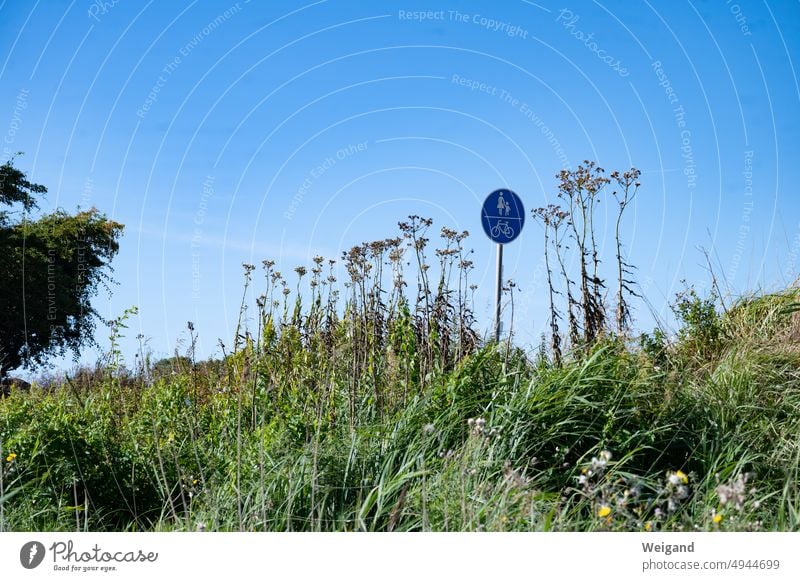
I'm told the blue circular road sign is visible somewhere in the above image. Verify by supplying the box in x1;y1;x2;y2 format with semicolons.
481;189;525;244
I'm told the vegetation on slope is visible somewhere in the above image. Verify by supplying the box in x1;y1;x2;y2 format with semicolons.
1;213;799;532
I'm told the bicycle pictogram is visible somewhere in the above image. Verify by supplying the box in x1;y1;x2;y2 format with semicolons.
490;220;514;239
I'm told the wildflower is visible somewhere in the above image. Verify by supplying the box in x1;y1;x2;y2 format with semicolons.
716;473;749;510
644;521;653;531
597;505;612;518
668;470;688;486
422;423;435;435
467;417;486;436
588;451;611;474
712;513;723;524
5;453;16;462
503;461;527;488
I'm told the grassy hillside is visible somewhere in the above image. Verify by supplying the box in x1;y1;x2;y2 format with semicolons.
2;220;800;532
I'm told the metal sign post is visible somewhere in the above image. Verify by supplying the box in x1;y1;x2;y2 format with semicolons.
495;242;503;342
481;189;525;343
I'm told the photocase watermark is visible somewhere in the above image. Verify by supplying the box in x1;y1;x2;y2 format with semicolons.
727;150;755;283
284;141;368;221
47;247;57;321
397;9;446;22
20;541;46;570
555;9;629;77
136;2;247;119
19;539;158;573
80;176;94;209
515;254;549;322
726;0;753;37
38;175;94;343
191;175;215;300
398;9;529;39
2;88;29;161
451;74;570;169
76;176;94;290
652;60;697;191
71;176;96;323
449;10;529;39
178;1;249;58
87;0;122;22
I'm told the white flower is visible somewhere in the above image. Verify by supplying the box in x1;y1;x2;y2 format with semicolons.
716;473;749;510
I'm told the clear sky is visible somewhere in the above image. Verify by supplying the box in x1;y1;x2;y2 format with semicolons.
1;0;798;365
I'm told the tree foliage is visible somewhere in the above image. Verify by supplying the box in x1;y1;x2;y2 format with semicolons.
0;158;124;374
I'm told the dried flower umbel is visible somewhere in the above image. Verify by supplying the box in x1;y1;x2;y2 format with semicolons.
716;472;750;511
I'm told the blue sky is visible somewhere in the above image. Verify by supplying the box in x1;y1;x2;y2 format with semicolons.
1;0;798;365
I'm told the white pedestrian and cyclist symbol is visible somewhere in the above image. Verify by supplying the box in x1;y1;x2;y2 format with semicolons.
482;189;525;244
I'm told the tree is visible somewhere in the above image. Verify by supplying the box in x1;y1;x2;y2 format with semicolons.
0;157;124;375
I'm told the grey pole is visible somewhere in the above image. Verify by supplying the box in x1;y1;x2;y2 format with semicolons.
494;242;503;342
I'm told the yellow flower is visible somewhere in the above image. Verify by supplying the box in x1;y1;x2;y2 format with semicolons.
712;513;723;524
5;453;16;462
675;470;688;484
644;521;652;531
597;505;612;518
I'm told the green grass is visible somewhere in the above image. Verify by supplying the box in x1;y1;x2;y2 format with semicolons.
2;231;800;532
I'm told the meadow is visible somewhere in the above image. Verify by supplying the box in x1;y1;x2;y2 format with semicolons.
1;207;800;532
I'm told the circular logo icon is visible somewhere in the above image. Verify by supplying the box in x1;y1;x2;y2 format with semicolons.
481;189;525;244
20;541;46;569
